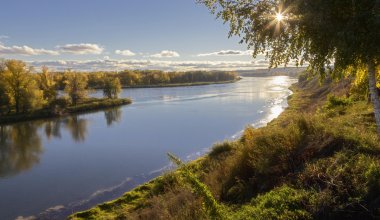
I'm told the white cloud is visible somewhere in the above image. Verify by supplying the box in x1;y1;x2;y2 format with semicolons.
197;50;253;57
0;44;59;56
150;50;180;58
115;49;135;56
57;43;104;55
28;58;264;72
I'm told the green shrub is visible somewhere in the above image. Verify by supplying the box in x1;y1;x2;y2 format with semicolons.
233;185;312;220
299;150;380;218
325;95;352;109
209;141;234;158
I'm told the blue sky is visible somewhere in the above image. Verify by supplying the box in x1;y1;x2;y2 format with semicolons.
0;0;272;71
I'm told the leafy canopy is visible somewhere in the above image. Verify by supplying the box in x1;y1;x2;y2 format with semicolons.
199;0;380;76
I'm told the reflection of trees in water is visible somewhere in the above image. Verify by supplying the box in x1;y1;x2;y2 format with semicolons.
0;111;115;177
63;115;88;142
104;108;122;126
44;120;62;140
0;123;43;178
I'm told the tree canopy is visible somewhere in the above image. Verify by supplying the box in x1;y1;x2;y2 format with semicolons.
199;0;380;134
200;0;379;73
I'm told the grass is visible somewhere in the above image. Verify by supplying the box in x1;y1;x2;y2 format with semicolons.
69;75;380;220
66;98;131;114
0;98;132;125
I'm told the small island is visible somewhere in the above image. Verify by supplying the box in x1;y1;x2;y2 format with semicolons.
0;59;239;124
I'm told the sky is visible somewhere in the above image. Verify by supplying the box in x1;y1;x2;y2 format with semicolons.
0;0;274;71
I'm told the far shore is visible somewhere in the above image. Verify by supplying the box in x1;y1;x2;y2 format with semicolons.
0;98;132;125
89;78;241;90
0;79;242;126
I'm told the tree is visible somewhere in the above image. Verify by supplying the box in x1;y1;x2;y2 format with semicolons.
38;66;57;103
103;76;122;99
2;60;45;113
0;78;11;114
63;71;88;105
199;0;380;134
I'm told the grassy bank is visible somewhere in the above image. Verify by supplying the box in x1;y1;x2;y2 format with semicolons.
70;76;380;220
0;98;131;125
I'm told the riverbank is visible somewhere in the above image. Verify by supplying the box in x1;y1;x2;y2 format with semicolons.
89;78;240;89
0;98;131;125
70;75;380;219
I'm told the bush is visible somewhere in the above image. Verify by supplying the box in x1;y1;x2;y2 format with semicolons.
325;95;352;109
209;141;234;158
298;150;380;219
233;185;312;220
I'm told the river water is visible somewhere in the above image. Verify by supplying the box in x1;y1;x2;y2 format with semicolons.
0;76;297;219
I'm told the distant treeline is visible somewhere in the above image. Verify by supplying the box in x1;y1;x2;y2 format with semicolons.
0;59;126;115
237;67;306;77
0;59;237;115
52;70;239;89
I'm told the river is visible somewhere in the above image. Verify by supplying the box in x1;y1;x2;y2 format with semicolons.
0;76;297;219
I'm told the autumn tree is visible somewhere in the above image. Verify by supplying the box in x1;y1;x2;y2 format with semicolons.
0;69;11;114
199;0;380;134
2;60;45;113
103;76;122;99
64;71;88;105
38;66;57;103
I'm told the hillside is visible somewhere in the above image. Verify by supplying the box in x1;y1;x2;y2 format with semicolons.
70;75;380;220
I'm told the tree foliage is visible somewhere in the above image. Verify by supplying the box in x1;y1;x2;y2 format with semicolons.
103;76;122;99
64;72;89;105
199;0;379;73
1;60;45;113
37;66;57;103
199;0;380;134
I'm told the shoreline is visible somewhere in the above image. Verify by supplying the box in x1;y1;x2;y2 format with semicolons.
65;80;297;219
0;80;240;126
85;76;242;90
121;79;241;88
37;75;379;219
90;79;241;90
0;98;132;125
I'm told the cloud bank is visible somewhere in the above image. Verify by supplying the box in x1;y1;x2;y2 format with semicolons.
57;43;104;54
0;44;59;56
197;50;253;57
27;58;291;72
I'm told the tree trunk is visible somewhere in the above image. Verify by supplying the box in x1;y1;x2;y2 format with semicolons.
368;60;380;135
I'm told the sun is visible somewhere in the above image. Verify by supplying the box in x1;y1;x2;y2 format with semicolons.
275;13;284;21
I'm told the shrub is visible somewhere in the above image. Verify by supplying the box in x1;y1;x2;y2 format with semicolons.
233;185;312;220
325;95;352;109
299;150;380;219
209;141;234;158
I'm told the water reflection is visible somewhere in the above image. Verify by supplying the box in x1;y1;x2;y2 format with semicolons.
44;120;62;140
63;116;89;142
0;108;122;178
104;108;122;126
0;123;43;178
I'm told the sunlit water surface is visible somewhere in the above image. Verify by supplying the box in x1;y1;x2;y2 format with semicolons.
0;76;296;219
